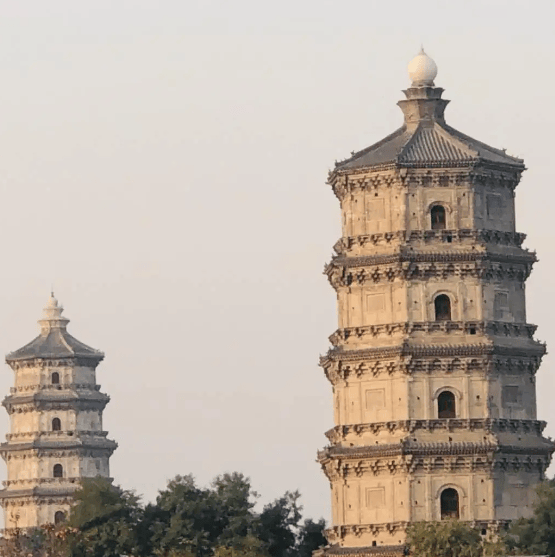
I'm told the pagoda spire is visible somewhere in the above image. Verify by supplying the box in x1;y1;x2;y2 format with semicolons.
39;292;69;333
398;50;449;129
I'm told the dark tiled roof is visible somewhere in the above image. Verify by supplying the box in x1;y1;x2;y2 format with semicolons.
402;126;473;162
336;121;523;171
6;295;104;364
6;328;103;363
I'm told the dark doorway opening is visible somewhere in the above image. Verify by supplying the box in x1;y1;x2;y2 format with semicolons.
438;391;456;419
431;205;446;230
54;511;65;525
441;488;459;519
435;295;451;321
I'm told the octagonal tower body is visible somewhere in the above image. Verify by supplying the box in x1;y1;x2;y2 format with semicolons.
0;295;117;529
318;51;554;557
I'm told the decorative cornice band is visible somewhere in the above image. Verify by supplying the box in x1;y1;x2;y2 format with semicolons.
321;520;510;550
320;454;551;479
331;251;536;269
329;321;539;346
2;392;110;414
318;440;555;462
6;357;101;370
334;229;527;253
5;430;109;442
328;164;523;200
0;486;78;501
325;418;548;443
325;255;535;288
9;383;102;394
321;342;545;364
316;544;406;557
0;437;117;454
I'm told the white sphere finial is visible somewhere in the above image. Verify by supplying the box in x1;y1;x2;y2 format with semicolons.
407;48;438;86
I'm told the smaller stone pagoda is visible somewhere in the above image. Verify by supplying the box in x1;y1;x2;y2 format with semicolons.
0;294;117;529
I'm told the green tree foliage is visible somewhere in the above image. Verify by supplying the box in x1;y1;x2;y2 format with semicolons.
295;519;327;557
213;535;270;557
16;472;327;557
510;478;555;557
145;472;259;556
66;476;143;557
256;491;302;557
406;520;501;557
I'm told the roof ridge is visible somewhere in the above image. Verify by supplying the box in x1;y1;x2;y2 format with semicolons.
396;123;423;162
58;331;76;356
441;122;524;164
432;123;479;158
63;332;103;356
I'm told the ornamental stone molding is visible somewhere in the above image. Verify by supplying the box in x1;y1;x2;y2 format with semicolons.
318;441;554;461
334;229;527;253
329;167;522;201
324;519;510;545
328;321;539;345
321;353;543;385
325;419;548;442
319;452;551;481
325;255;535;288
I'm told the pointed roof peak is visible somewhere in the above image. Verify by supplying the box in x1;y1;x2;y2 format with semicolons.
6;295;104;364
42;293;64;322
332;52;525;173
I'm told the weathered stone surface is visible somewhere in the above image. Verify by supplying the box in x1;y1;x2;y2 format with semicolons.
318;52;554;553
0;295;116;529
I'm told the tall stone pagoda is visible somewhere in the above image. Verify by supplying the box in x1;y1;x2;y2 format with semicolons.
317;50;554;556
0;294;117;529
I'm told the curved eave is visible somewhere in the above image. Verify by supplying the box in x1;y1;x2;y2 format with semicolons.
0;486;79;500
0;438;118;453
3;391;109;405
330;157;524;182
6;330;104;365
330;122;525;182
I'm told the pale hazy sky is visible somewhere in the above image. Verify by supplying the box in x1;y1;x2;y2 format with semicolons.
0;0;553;522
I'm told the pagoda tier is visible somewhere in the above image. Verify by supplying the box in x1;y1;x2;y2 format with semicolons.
317;51;554;556
0;295;117;530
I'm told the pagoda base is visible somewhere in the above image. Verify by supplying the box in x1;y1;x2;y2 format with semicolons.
314;545;406;557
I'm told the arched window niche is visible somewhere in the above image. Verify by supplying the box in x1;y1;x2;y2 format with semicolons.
440;488;460;519
431;205;447;230
52;418;61;432
51;372;60;385
434;294;452;321
438;391;456;419
54;511;66;525
53;464;63;478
